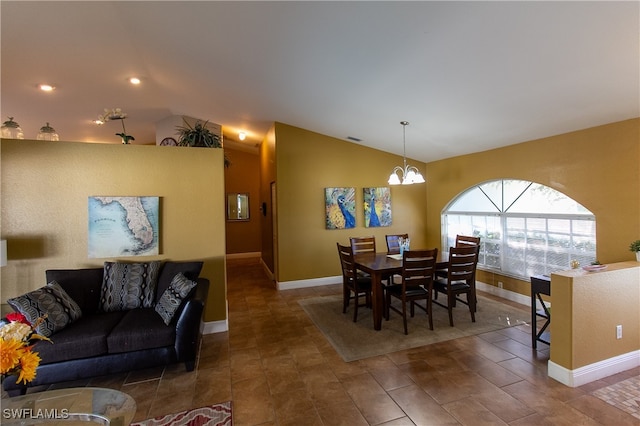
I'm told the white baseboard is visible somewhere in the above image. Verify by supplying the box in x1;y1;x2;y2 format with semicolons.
277;275;342;291
548;350;640;387
202;319;228;334
226;252;261;259
201;299;230;334
476;280;549;308
273;277;537;305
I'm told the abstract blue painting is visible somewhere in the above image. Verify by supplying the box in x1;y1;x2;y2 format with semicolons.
364;187;391;227
325;187;356;229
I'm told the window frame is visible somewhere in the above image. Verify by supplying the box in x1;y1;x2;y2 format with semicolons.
442;180;596;280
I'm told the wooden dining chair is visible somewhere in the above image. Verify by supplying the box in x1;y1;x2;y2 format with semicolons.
455;234;481;251
385;234;409;255
437;235;481;276
385;248;438;334
433;245;477;327
385;234;409;285
435;234;481;311
349;235;378;281
349;236;376;255
337;243;372;322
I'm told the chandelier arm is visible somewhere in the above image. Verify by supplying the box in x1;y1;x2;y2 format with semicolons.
388;120;425;185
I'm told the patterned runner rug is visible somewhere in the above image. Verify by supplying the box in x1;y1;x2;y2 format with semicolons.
131;402;232;426
592;375;640;420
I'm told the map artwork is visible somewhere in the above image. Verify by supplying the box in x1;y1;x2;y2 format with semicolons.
88;196;159;258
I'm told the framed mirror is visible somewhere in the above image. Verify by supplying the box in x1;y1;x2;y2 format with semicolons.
227;193;250;221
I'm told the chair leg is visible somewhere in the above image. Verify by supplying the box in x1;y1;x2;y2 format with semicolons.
385;292;391;321
447;293;454;327
343;286;350;314
471;286;477;313
353;291;359;322
468;292;476;323
401;299;408;335
427;296;434;330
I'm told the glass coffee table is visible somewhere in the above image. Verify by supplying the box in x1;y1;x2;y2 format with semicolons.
2;387;136;425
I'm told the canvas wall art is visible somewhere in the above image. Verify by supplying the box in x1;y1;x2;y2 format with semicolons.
325;187;356;229
363;187;392;227
88;196;159;258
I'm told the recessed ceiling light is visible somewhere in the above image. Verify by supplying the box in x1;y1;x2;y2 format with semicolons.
238;131;246;141
129;77;141;85
38;84;55;92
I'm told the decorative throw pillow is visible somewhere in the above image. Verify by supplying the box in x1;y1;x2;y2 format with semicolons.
7;281;83;337
155;261;203;304
155;272;198;325
100;261;160;312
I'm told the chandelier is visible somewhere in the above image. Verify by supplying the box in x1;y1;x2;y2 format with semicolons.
388;121;425;185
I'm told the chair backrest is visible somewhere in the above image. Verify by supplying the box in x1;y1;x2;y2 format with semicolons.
447;245;478;283
385;234;409;255
349;236;376;255
402;248;438;290
455;235;481;253
337;243;358;282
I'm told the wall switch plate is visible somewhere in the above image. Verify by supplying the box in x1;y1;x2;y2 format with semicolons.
616;325;622;339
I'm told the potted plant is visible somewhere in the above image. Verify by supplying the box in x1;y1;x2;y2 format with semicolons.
630;240;640;261
176;120;230;167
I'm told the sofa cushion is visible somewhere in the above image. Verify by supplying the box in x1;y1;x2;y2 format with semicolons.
100;261;160;312
107;308;175;354
156;261;203;304
7;281;83;337
33;311;126;364
45;268;104;315
155;273;198;325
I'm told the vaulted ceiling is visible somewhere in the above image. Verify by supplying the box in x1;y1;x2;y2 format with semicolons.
1;1;638;162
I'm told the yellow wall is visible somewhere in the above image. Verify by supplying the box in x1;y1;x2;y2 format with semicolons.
0;139;227;323
4;118;638;326
224;147;261;254
270;119;639;288
425;118;640;292
260;125;277;275
551;262;640;370
273;123;428;283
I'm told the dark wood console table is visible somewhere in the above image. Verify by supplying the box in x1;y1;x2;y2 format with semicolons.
530;274;551;349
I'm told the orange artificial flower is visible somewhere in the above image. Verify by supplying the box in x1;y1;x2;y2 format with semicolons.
1;314;50;384
16;348;40;384
0;338;25;374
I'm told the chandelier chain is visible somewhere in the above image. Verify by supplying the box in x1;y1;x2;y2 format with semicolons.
388;120;425;185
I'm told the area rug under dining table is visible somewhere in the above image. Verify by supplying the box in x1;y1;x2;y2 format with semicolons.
299;293;530;362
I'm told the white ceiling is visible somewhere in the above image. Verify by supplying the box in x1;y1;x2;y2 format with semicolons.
1;1;638;162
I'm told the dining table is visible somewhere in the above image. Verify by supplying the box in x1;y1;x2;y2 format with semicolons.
354;251;452;330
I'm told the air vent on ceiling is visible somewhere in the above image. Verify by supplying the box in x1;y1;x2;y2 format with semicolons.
346;136;361;142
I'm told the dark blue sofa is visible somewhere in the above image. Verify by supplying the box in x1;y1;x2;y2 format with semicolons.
3;261;209;396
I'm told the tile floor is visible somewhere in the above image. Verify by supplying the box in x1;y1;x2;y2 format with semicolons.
6;256;639;425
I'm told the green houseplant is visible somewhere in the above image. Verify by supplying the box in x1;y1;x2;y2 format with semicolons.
176;120;230;167
630;240;640;261
176;120;221;148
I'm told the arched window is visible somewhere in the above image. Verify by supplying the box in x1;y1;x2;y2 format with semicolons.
442;179;596;279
